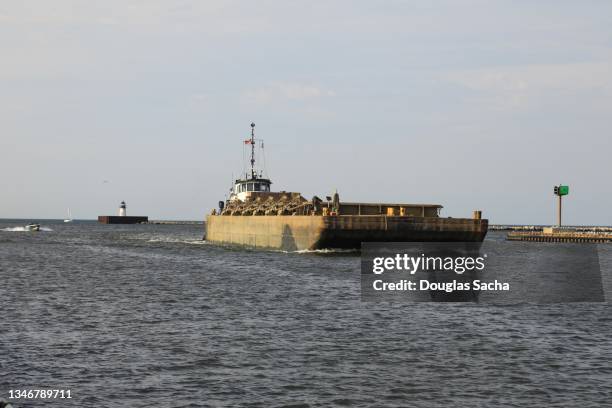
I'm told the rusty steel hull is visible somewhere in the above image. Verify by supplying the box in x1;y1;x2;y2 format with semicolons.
205;215;488;251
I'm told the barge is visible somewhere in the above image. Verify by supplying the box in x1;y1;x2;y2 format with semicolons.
205;123;488;251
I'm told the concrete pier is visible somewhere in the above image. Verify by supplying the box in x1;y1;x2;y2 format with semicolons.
492;225;612;232
507;229;612;243
146;220;203;225
490;225;543;231
98;216;148;224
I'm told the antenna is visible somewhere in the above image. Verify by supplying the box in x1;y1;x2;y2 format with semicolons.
260;139;268;179
250;122;256;179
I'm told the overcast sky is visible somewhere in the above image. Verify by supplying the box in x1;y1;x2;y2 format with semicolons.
1;1;611;224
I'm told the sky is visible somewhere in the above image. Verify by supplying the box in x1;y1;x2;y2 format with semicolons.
1;0;611;224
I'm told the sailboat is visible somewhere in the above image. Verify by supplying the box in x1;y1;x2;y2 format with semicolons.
64;208;73;223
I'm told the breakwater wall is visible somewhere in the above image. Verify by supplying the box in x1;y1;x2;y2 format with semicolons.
146;220;203;225
491;225;612;232
507;231;612;243
98;216;148;224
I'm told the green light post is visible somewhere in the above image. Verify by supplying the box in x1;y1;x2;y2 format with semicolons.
554;185;569;227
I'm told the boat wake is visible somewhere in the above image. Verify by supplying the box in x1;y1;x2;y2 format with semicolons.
146;237;208;245
2;226;54;232
290;248;359;254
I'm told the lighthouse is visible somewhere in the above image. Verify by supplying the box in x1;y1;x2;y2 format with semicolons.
98;200;147;224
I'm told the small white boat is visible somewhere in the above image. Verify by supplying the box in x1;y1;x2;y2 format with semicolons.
64;208;73;223
25;223;41;231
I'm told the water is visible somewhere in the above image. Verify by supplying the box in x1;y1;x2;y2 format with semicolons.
1;220;611;407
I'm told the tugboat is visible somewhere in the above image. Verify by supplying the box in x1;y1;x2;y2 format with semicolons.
227;124;272;204
206;123;488;251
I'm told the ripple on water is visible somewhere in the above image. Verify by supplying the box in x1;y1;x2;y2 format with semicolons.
1;225;611;407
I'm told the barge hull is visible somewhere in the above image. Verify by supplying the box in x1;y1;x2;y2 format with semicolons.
206;215;488;251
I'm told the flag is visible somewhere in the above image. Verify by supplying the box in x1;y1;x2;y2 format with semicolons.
244;139;253;144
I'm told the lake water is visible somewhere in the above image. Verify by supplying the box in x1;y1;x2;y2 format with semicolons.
1;220;611;407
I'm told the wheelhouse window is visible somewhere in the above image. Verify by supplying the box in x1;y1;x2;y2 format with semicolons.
236;182;270;193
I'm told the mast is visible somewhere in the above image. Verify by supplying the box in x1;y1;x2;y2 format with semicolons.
250;122;256;179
